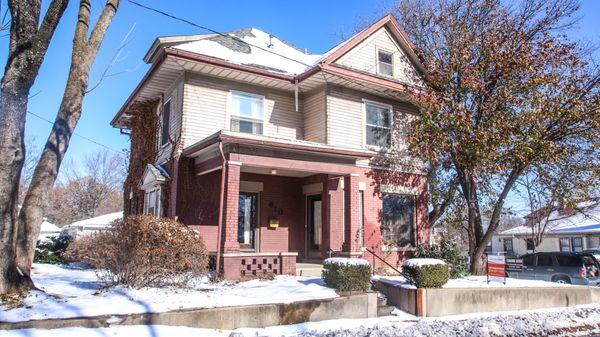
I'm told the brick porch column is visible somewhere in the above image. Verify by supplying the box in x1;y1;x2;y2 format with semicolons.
221;161;241;254
343;173;361;254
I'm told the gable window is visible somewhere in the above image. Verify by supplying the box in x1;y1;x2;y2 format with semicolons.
377;50;393;76
229;91;264;135
365;101;392;149
160;99;171;146
382;194;415;248
144;187;161;217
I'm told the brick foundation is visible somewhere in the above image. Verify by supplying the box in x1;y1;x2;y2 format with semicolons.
222;253;298;279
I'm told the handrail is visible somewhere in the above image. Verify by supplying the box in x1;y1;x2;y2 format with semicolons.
364;247;403;275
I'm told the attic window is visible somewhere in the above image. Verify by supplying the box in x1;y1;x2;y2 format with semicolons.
377;50;393;76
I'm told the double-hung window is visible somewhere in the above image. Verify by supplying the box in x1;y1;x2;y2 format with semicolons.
144;188;161;217
382;194;415;248
503;238;514;254
365;101;392;149
229;91;264;135
559;237;571;252
160;99;171;146
377;50;394;76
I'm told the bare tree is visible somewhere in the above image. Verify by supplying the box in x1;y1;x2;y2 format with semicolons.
14;0;121;287
0;0;69;294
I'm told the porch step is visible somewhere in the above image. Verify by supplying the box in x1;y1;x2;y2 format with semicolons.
377;305;396;317
377;292;396;317
296;263;323;277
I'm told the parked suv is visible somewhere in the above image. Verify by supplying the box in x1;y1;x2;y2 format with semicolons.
507;252;600;286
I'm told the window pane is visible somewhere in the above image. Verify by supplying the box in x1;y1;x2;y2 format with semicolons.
366;126;391;148
522;255;534;266
231;92;263;119
161;101;171;146
378;51;393;76
231;118;263;135
382;194;415;247
556;255;581;267
503;238;513;253
537;254;553;266
560;238;571;252
378;51;393;64
572;237;583;252
366;104;390;127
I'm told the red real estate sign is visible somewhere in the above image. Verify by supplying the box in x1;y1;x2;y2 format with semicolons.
487;255;506;284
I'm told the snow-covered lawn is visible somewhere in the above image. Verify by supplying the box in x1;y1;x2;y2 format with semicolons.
0;263;337;323
1;304;599;337
376;274;574;289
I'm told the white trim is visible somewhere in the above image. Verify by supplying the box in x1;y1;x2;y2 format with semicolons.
226;90;266;135
375;47;395;78
362;99;394;151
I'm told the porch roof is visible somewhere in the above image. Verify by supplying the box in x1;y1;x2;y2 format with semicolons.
182;130;376;160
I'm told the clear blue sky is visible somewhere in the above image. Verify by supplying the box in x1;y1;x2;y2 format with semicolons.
1;0;598;214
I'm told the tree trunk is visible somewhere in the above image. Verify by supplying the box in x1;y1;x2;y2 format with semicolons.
16;0;121;274
0;0;69;294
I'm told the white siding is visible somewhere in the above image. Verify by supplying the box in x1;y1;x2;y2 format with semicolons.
302;89;327;143
335;26;421;86
326;85;419;152
182;74;303;148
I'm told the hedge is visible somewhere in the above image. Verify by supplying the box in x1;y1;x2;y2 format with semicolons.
402;259;450;288
322;258;371;292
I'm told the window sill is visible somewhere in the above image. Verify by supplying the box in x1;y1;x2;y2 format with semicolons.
381;245;417;252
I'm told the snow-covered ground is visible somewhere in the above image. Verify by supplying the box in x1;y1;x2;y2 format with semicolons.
1;304;599;337
0;263;337;323
376;274;574;289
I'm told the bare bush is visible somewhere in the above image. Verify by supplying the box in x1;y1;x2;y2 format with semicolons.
65;215;208;288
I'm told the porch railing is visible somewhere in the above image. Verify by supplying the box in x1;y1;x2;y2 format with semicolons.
364;247;403;276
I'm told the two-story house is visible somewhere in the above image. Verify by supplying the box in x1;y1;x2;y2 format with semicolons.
111;14;430;279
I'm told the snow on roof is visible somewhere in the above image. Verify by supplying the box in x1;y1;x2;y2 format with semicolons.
173;28;323;75
69;211;123;229
500;201;600;236
40;219;61;233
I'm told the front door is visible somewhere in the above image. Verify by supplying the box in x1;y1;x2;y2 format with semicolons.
238;192;258;251
307;194;322;258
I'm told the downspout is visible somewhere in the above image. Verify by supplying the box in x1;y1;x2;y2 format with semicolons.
215;141;226;276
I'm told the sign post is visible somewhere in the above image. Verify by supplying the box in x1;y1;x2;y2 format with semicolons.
487;255;506;284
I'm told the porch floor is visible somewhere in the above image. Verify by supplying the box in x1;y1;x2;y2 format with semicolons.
296;262;323;277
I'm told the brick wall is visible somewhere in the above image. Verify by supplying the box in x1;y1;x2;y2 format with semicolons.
239;173;303;254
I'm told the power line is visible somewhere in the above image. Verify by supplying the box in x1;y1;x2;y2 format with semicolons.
27;111;123;154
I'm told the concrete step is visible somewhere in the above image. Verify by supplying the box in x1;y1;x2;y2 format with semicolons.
377;305;395;317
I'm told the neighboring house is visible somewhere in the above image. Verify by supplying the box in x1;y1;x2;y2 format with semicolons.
491;202;600;256
38;219;62;242
112;14;430;279
66;212;123;238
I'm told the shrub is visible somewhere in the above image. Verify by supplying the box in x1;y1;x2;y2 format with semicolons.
402;258;450;288
417;235;468;278
65;215;208;288
34;233;72;264
322;258;371;292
